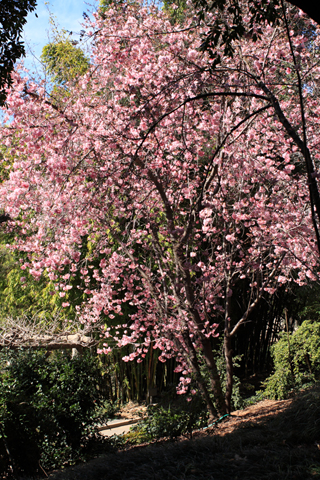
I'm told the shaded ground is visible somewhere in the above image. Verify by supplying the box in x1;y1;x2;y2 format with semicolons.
49;387;320;480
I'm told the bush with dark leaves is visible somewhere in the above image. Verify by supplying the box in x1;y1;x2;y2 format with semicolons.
0;349;109;476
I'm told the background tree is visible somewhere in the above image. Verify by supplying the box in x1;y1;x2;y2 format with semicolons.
0;0;37;105
41;33;90;87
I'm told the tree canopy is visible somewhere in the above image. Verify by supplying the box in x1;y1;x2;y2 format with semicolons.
1;0;320;106
191;0;320;59
41;34;90;86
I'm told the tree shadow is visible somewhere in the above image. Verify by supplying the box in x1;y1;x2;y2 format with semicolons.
48;385;320;480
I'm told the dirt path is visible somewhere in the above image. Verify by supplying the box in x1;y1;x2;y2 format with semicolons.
99;418;140;437
99;398;293;439
204;397;293;437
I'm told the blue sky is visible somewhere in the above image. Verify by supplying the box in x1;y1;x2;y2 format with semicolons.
22;0;94;74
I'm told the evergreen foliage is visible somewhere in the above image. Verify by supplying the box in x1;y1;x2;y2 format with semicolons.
0;350;108;476
263;320;320;399
41;37;90;86
0;0;37;105
129;395;208;441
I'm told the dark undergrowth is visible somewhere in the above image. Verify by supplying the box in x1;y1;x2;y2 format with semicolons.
41;384;320;480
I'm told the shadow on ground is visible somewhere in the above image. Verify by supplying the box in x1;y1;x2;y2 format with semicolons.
48;385;320;480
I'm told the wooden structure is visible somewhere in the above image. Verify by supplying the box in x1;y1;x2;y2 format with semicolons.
0;316;97;354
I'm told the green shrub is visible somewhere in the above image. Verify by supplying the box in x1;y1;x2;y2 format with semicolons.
0;349;109;476
263;320;320;399
197;349;244;411
96;399;121;419
129;394;208;442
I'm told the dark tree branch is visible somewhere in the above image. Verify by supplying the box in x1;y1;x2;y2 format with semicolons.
287;0;320;25
258;80;320;254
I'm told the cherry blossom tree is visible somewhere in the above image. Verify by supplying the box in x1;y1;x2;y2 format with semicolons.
0;3;319;415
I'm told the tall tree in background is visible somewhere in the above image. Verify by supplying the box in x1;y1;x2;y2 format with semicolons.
41;32;90;87
0;0;37;105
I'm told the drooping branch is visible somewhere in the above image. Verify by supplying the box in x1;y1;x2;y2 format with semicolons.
132;90;269;163
23;88;78;127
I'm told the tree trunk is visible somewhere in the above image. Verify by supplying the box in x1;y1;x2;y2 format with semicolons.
224;280;233;414
182;333;226;417
201;336;227;416
224;333;233;414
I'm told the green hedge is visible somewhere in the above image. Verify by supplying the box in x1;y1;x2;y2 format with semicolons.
263;320;320;399
128;394;208;443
